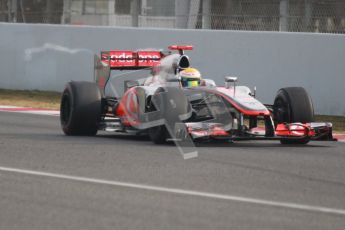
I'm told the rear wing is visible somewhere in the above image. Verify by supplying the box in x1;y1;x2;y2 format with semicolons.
101;50;163;70
94;45;193;96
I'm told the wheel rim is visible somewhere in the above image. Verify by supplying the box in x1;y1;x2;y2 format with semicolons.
61;94;71;125
274;98;289;123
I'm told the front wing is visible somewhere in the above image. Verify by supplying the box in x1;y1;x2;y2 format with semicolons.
175;122;334;141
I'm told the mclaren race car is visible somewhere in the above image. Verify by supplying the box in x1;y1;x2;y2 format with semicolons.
60;45;333;145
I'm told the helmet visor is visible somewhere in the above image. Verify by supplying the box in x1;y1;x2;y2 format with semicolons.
181;78;200;88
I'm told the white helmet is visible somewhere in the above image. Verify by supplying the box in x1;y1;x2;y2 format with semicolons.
179;68;201;88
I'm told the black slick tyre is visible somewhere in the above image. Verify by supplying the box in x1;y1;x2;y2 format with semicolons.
60;81;102;136
148;126;169;144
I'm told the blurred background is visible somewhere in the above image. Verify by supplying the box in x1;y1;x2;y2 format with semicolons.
0;0;344;33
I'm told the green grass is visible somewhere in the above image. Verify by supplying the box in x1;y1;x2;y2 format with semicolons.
0;88;344;132
0;89;61;110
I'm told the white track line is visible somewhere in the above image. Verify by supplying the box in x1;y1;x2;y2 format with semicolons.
1;166;345;216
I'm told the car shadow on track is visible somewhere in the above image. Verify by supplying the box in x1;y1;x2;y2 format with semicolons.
194;141;332;148
95;132;333;148
96;133;151;142
7;131;334;149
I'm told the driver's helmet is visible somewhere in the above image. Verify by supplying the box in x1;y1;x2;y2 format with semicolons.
179;68;201;88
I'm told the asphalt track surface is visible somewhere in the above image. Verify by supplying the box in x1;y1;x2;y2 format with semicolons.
0;111;345;230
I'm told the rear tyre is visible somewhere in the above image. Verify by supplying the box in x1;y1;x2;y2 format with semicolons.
148;87;192;144
273;87;314;144
60;81;102;136
148;126;168;144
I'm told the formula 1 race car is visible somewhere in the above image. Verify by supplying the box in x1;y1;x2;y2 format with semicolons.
60;45;333;145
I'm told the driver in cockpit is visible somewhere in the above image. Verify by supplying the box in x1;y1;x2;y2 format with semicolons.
178;67;202;88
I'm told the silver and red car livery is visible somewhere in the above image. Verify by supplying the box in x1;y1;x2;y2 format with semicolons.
60;45;334;144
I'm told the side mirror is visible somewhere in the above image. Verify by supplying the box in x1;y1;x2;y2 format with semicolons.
225;76;238;97
225;76;238;83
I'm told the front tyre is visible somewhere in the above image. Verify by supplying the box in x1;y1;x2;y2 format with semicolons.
60;81;102;136
273;87;314;144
